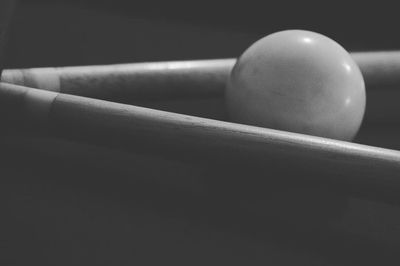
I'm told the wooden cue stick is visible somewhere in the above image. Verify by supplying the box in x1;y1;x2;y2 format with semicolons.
1;51;399;102
2;82;400;202
1;59;234;101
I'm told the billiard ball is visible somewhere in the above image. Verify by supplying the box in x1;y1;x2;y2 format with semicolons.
226;30;366;141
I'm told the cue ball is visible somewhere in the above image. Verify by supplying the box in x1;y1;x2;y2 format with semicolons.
226;30;366;141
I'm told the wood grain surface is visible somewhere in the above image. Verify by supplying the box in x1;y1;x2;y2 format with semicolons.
1;82;400;203
2;51;400;102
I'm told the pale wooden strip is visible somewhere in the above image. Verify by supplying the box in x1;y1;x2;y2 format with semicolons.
1;82;400;202
2;52;400;102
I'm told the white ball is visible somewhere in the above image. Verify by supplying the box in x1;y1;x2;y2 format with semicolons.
225;30;366;141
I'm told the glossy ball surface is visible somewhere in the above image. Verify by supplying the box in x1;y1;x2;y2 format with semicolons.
226;30;366;141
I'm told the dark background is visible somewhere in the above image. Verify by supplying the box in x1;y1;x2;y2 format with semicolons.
2;1;400;265
6;0;400;68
